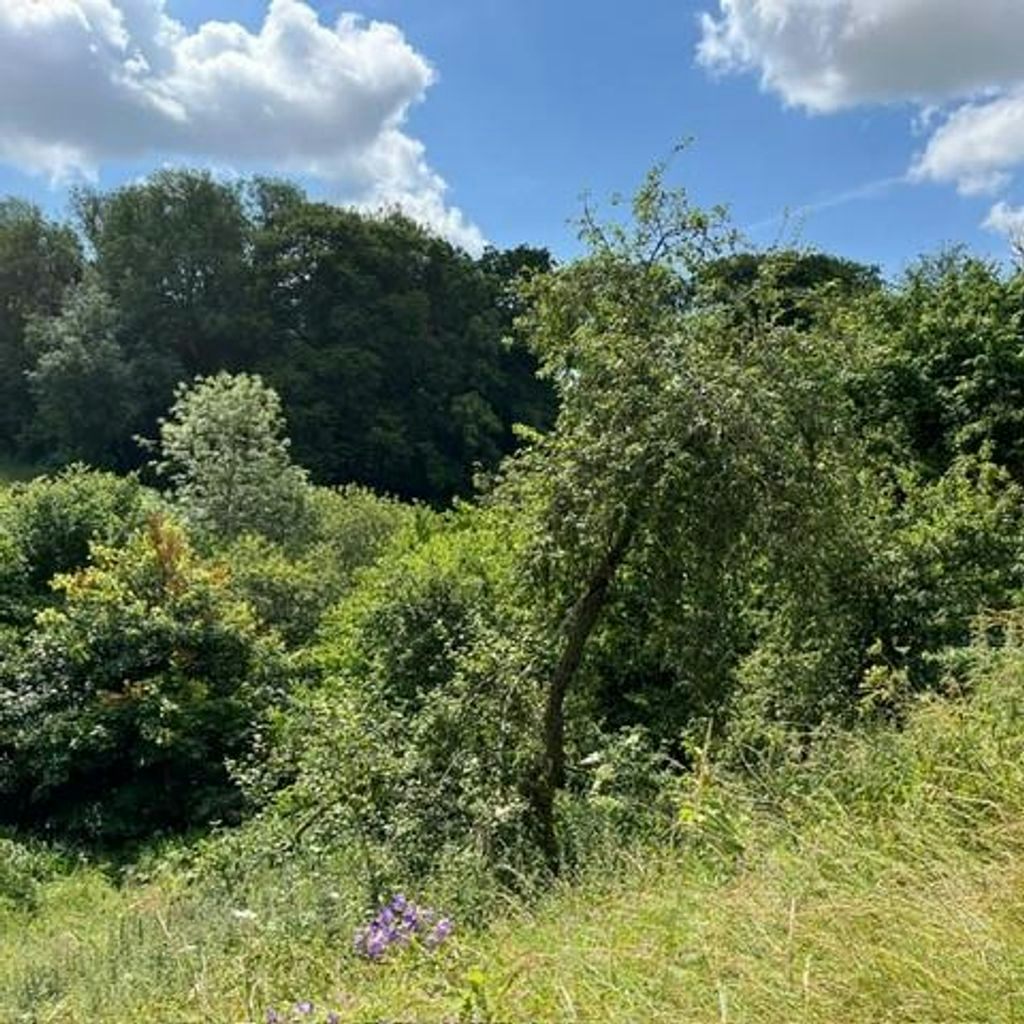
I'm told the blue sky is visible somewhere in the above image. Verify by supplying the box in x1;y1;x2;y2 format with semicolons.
2;1;1023;277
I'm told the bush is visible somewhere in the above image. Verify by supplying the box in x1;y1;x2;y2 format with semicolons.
0;833;65;912
220;486;420;646
0;515;290;841
239;505;544;885
0;465;154;624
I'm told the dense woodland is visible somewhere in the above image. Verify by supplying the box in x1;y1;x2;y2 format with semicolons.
0;170;554;502
5;165;1024;1021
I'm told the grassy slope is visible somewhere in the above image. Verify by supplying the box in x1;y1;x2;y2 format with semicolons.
4;652;1024;1023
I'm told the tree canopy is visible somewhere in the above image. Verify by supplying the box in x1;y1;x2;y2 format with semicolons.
6;170;554;504
3;162;1024;886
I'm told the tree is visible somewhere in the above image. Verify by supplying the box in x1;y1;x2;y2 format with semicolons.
0;199;82;452
250;201;554;500
1;169;555;498
147;372;311;544
24;279;138;465
847;250;1024;480
696;249;882;330
502;166;867;866
74;169;255;435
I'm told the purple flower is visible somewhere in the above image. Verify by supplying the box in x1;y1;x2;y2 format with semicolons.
353;894;453;960
294;1001;314;1015
427;917;453;949
265;1011;281;1024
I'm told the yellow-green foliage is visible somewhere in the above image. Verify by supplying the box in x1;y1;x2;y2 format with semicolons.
5;641;1024;1022
219;484;420;647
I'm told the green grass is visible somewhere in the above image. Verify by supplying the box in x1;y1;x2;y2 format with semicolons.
5;651;1024;1023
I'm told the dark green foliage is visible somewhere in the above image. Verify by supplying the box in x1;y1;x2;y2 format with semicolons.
0;169;553;503
25;278;139;466
0;200;82;452
0;516;289;842
74;170;255;427
250;202;554;500
850;251;1024;478
697;249;882;320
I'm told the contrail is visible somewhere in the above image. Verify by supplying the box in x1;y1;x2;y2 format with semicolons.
744;174;910;238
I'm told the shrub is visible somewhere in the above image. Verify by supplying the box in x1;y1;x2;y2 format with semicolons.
0;515;290;841
0;465;154;624
220;486;420;646
240;506;544;885
0;833;65;912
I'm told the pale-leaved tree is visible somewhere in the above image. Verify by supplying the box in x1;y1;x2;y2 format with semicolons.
147;372;310;544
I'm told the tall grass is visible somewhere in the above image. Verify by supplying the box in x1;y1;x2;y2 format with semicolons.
4;644;1024;1022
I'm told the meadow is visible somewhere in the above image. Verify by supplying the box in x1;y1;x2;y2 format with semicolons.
4;632;1024;1023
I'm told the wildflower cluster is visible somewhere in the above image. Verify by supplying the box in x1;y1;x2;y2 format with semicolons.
353;893;453;961
264;1003;338;1023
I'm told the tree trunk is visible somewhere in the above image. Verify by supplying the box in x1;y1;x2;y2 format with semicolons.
531;516;636;871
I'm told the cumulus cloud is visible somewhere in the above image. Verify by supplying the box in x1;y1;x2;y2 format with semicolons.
910;90;1024;196
697;0;1024;113
0;0;484;251
698;0;1024;229
984;201;1024;239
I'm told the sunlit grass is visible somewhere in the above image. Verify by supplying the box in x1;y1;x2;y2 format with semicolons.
5;658;1024;1023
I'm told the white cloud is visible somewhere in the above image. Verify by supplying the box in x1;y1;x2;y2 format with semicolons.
698;0;1024;211
910;90;1024;196
0;0;484;252
697;0;1024;113
984;201;1024;239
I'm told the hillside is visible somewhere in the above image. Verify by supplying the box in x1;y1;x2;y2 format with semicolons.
4;2;1024;1020
4;168;1024;1023
3;634;1024;1023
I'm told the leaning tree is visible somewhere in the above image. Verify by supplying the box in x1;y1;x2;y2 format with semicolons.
500;164;868;866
